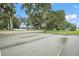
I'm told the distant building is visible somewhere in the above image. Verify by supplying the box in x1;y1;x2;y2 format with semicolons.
20;22;27;29
20;22;33;29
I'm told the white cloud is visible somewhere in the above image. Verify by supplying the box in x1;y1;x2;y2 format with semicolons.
65;14;77;21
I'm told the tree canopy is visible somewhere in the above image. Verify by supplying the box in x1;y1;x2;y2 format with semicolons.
0;3;76;31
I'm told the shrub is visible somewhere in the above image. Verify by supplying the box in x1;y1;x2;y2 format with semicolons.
69;25;76;31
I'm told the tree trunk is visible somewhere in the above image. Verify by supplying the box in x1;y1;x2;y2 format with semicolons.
30;18;32;30
7;18;10;30
7;20;10;30
9;16;13;30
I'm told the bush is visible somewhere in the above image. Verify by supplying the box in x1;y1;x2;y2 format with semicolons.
69;25;76;31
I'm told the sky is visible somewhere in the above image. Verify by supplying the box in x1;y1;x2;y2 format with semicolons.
15;4;26;18
15;3;79;28
52;3;79;28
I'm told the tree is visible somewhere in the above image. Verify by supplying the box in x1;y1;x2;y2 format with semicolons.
0;4;8;29
0;3;16;30
22;3;35;30
22;3;51;31
35;3;51;33
5;4;16;30
46;10;67;30
67;23;76;31
54;10;66;30
0;16;7;29
31;12;43;29
13;16;20;28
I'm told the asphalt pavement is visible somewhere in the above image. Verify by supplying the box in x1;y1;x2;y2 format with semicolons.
0;31;79;56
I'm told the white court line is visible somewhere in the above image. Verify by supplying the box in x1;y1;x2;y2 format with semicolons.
57;37;67;56
57;44;64;56
0;50;1;56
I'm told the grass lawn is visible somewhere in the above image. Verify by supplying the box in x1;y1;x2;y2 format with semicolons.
47;30;79;35
1;29;79;35
0;29;7;31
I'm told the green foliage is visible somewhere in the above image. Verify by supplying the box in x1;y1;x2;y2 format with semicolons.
0;21;4;29
0;3;77;31
13;16;20;28
0;3;16;30
0;3;17;30
69;24;76;31
22;3;76;31
0;19;7;29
